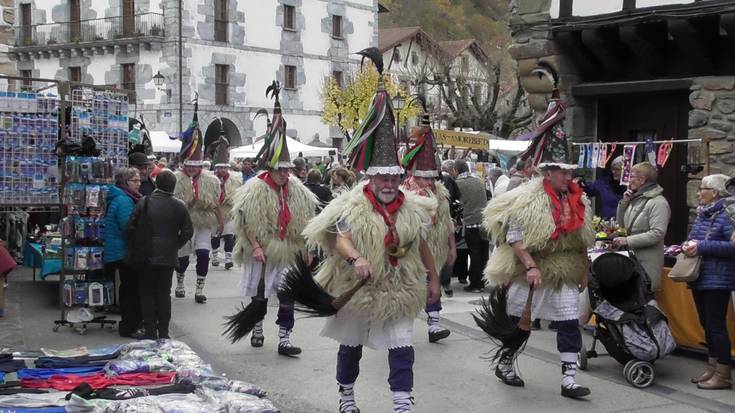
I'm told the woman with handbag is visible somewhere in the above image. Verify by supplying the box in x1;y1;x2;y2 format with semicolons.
104;167;142;338
613;162;671;291
682;174;735;390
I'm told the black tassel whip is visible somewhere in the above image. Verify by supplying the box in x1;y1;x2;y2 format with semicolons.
278;255;367;317
473;285;535;365
223;264;268;343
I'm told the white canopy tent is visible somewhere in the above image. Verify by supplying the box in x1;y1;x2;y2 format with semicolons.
488;139;530;153
150;131;181;153
230;136;337;161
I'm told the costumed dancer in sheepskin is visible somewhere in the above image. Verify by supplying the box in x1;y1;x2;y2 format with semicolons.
481;70;595;399
173;96;224;303
302;48;441;413
209;121;242;270
231;81;318;356
400;111;455;343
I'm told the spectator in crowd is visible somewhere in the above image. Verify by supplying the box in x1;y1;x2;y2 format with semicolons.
133;170;193;340
292;157;308;184
580;156;625;219
105;167;143;338
506;159;534;192
486;167;506;198
493;169;511;196
441;160;463;294
682;174;735;390
454;159;490;292
151;157;167;179
241;157;257;183
330;167;356;198
128;152;156;196
613;162;670;291
304;169;332;211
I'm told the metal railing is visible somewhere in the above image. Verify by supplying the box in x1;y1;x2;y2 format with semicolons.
15;13;165;47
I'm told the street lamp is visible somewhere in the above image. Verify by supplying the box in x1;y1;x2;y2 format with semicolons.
392;94;405;145
152;71;171;101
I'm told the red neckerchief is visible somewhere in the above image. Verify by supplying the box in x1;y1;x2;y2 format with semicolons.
259;171;291;240
543;180;585;240
219;171;229;204
192;174;200;201
363;184;405;267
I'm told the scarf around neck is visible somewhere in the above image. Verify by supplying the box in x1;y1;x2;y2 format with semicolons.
363;184;405;267
401;176;435;197
259;172;291;240
543;180;585;240
218;171;230;204
117;184;142;204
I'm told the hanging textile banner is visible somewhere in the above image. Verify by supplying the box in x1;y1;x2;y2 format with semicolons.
658;141;673;168
577;144;586;169
621;144;637;186
591;143;600;169
645;137;657;166
605;143;617;166
598;143;608;168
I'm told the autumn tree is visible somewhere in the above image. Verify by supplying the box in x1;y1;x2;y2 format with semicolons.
321;65;419;141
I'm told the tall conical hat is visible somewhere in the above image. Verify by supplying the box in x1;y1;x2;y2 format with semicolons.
179;94;204;166
254;81;293;170
213;119;231;168
343;47;402;176
401;106;439;177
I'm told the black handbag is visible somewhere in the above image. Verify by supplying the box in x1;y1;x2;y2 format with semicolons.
124;197;152;266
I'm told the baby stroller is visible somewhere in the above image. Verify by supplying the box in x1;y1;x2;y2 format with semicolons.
578;252;676;388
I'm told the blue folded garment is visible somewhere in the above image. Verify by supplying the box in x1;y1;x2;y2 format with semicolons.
17;366;104;380
0;371;4;384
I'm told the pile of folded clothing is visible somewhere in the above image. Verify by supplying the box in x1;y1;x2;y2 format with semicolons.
0;340;277;412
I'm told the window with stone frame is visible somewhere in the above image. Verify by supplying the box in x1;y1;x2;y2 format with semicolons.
332;15;343;38
392;48;401;63
69;66;82;83
215;64;229;105
121;63;136;102
20;70;32;92
332;70;343;87
411;51;419;66
214;0;228;42
284;5;295;30
284;65;297;89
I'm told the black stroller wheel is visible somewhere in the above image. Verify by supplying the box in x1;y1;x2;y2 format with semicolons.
624;360;655;388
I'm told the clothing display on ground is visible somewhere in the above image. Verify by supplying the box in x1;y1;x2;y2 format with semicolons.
0;340;276;412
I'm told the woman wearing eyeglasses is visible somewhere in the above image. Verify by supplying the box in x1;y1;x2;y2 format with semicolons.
104;167;143;338
613;162;671;292
683;174;735;390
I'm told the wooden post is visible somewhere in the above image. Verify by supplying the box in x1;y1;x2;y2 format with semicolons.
703;137;710;176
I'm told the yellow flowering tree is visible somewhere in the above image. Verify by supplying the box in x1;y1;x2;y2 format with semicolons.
322;65;419;141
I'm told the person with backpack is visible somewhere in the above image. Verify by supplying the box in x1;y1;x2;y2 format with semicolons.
127;169;193;340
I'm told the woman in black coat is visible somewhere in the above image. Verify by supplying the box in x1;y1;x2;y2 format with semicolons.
129;169;193;339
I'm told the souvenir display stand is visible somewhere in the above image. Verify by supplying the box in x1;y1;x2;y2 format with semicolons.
54;85;129;334
0;76;129;335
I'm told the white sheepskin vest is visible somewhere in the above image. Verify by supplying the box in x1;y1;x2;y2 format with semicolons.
232;175;318;267
482;177;594;289
219;172;243;221
401;181;452;271
174;170;221;231
303;183;437;321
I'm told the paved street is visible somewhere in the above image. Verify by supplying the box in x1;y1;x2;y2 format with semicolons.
4;264;735;413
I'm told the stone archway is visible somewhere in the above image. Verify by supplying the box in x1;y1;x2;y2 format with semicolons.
204;118;242;155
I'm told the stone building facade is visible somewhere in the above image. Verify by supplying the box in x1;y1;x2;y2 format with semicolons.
12;0;378;149
509;0;735;243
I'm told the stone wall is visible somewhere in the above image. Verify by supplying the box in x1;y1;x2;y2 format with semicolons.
686;76;735;209
509;0;596;142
